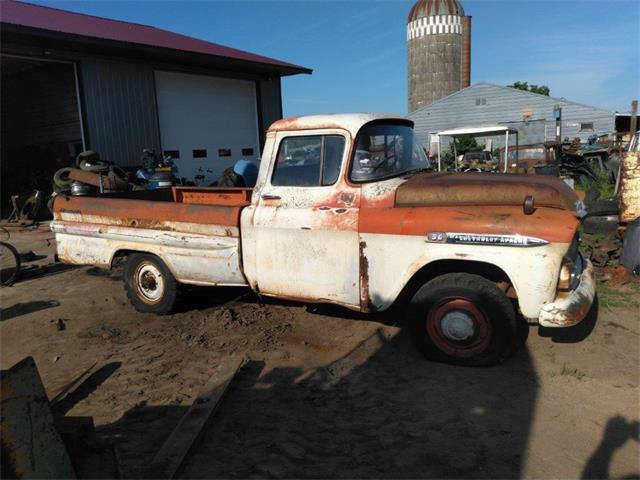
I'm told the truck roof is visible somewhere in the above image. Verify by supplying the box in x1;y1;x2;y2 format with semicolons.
268;113;411;137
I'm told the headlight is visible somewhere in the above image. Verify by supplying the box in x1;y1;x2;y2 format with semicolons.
558;252;584;291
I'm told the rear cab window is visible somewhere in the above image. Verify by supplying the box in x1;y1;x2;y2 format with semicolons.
271;135;346;187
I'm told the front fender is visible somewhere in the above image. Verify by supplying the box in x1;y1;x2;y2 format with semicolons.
359;232;570;319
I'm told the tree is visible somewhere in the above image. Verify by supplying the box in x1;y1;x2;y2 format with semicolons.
508;81;550;96
449;137;479;155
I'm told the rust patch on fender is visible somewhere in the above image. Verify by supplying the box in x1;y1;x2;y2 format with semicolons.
339;191;355;206
359;240;371;312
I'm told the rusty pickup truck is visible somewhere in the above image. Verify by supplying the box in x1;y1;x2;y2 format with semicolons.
51;114;596;366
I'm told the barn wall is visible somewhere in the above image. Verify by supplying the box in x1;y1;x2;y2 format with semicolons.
409;82;615;148
80;59;162;166
257;77;282;146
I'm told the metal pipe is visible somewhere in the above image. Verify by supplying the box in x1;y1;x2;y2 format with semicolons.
630;100;638;138
504;131;509;173
453;139;458;171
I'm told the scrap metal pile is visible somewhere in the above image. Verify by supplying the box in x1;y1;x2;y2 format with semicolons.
580;131;640;274
52;150;131;198
49;149;180;206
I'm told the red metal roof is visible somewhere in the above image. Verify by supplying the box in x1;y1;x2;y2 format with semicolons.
0;0;311;75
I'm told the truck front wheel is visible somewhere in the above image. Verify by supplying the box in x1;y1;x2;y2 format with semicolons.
124;253;179;315
407;273;517;366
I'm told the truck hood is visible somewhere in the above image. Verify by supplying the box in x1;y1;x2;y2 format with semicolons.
395;172;582;213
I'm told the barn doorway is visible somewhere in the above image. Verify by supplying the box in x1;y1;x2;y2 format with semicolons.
1;55;84;217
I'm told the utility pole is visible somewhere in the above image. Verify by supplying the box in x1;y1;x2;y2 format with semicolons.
554;104;562;143
630;100;638;139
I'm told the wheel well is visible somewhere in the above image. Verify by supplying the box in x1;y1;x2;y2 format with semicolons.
393;259;516;311
110;249;146;268
111;249;182;283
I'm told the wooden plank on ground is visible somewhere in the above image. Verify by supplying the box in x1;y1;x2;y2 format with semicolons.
49;361;98;405
146;355;245;478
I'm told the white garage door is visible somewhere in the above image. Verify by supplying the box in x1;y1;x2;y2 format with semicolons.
155;70;260;185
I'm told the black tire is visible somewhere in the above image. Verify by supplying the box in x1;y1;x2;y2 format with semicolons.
407;273;517;366
123;253;179;314
79;158;110;173
53;167;75;188
0;242;20;286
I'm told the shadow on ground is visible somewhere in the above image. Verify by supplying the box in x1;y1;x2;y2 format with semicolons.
62;299;631;479
95;331;540;478
17;262;76;282
0;299;60;321
581;416;640;480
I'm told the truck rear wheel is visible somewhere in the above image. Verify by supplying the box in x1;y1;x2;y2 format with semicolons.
407;273;517;366
124;253;178;315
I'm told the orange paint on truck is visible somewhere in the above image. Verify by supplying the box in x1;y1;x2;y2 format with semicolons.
359;205;578;243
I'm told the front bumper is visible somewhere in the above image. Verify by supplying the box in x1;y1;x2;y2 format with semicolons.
538;259;596;328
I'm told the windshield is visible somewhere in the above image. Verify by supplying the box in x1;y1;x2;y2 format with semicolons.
349;123;429;182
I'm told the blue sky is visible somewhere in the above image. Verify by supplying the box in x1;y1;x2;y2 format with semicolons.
26;0;640;116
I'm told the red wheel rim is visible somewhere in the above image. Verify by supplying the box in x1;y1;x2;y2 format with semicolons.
426;298;492;358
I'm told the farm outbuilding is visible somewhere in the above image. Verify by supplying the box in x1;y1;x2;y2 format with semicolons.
0;0;311;213
408;82;616;152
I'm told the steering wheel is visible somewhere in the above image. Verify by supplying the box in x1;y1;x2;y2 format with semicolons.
370;152;399;173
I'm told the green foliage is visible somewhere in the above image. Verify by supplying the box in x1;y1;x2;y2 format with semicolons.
594;167;615;199
509;81;550;96
449;137;479;155
560;365;586;380
575;164;615;198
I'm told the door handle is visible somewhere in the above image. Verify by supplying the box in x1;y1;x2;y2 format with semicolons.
261;193;281;200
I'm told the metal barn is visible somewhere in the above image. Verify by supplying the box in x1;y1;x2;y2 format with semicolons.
0;0;311;212
408;82;615;151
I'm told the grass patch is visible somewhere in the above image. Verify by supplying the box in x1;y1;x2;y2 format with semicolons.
560;364;586;380
583;231;605;241
596;280;640;310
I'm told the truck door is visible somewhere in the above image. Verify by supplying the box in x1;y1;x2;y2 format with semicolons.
250;130;361;309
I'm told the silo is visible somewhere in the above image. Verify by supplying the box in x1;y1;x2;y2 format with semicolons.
407;0;471;112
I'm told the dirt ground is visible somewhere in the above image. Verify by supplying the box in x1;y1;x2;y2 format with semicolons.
1;225;639;479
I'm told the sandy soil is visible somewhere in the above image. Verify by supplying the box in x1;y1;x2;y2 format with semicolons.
1;226;638;479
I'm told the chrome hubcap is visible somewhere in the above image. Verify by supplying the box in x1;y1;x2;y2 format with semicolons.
440;311;475;341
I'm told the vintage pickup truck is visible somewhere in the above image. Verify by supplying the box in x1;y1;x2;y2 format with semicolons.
51;114;596;366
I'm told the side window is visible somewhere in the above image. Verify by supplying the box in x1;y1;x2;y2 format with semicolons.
271;135;345;187
272;136;321;187
322;136;345;185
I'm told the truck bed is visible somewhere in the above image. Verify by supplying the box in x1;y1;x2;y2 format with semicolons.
51;187;253;286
